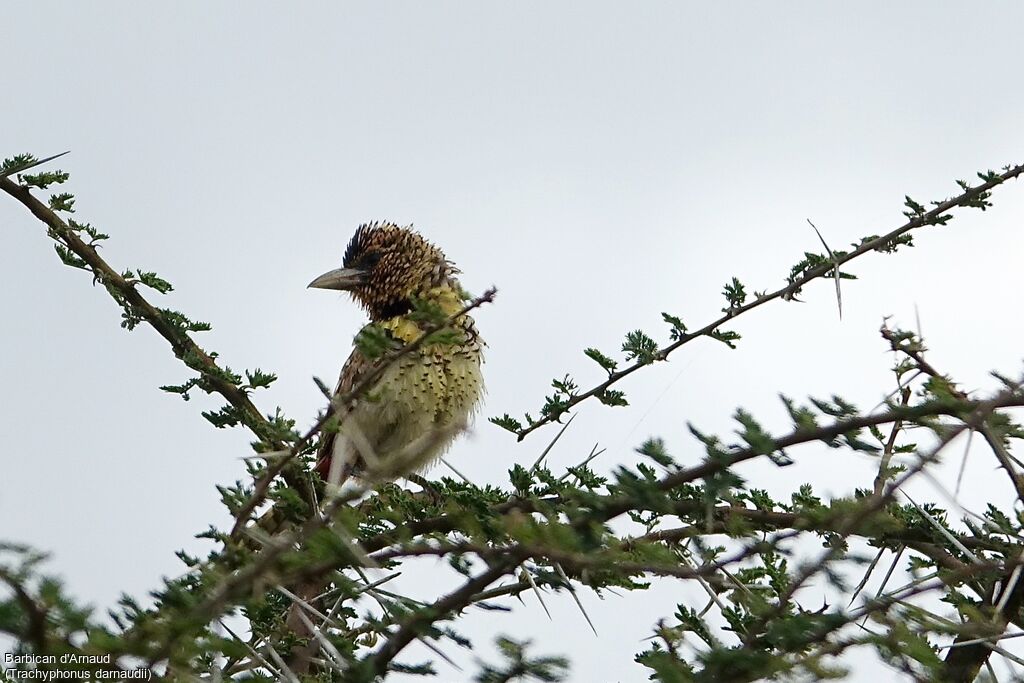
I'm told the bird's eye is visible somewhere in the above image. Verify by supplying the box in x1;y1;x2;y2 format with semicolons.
360;251;382;268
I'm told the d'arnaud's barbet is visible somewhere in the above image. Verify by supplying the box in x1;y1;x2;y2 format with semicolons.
307;221;485;485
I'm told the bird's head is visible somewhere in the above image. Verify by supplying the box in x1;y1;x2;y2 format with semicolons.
308;222;455;320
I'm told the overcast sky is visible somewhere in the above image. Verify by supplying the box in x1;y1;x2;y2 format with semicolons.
3;3;1024;681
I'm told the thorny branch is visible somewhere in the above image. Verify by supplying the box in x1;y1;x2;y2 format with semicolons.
742;378;1024;649
513;162;1024;441
6;154;1024;681
277;390;1024;575
363;555;525;678
881;324;1024;680
0;174;313;498
275;387;1024;662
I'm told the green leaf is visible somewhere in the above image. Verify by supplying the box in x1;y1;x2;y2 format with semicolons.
53;243;87;269
244;368;277;390
584;347;618;374
662;312;688;341
903;195;926;219
489;414;524;433
135;269;173;294
22;170;69;189
68;219;108;243
48;192;76;213
734;409;775;456
202;403;246;429
595;389;628;407
637;438;675;469
622;330;658;364
160;378;201;401
708;328;741;349
354;324;394;359
1;153;38;174
408;295;448;326
158;308;212;333
722;276;747;310
509;464;533;494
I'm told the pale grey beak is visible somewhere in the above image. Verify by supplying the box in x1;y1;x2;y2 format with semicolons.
307;267;367;291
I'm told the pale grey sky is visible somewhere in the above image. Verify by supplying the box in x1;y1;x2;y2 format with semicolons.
3;3;1024;681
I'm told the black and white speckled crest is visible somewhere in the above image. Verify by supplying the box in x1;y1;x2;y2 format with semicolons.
339;221;456;320
342;222;378;269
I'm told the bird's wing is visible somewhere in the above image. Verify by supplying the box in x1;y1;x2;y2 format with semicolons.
314;325;408;481
313;345;373;481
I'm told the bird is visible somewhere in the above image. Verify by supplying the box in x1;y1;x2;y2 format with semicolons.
307;221;485;486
